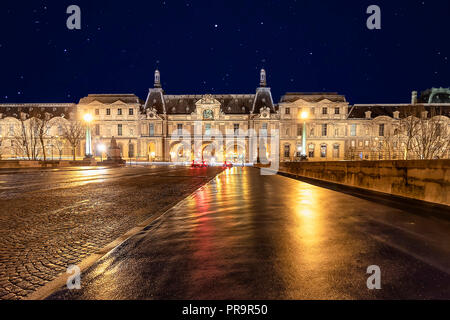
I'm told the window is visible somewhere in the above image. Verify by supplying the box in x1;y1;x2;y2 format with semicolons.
350;124;357;136
308;144;315;158
365;140;369;147
296;145;302;157
129;108;134;116
177;124;183;136
285;108;290;115
95;109;99;115
322;124;328;136
322;107;328;115
57;125;63;135
95;124;100;136
205;123;211;135
297;123;303;136
335;107;340;115
261;123;268;130
117;108;122;115
106;108;111;116
128;143;135;158
379;124;385;137
284;144;290;158
320;144;327;158
149;124;154;136
234;123;239;135
333;144;340;158
118;124;123;136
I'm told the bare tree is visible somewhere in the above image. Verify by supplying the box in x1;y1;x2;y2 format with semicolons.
62;121;84;160
52;136;66;160
12;115;41;160
400;105;449;159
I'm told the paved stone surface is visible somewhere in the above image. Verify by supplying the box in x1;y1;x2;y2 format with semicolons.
48;167;450;300
0;165;223;300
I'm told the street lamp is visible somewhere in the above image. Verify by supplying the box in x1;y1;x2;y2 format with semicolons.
98;143;106;162
83;113;93;158
300;111;309;157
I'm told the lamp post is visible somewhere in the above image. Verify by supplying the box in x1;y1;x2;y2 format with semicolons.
300;111;309;157
83;113;93;159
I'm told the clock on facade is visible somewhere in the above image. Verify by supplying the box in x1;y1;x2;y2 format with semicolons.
203;109;213;119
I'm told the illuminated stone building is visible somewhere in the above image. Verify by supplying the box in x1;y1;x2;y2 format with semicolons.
0;71;449;162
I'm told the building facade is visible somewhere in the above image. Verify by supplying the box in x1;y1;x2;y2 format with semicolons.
0;70;449;162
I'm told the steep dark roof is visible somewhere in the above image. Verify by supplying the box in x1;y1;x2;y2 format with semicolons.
0;103;76;119
143;92;275;115
144;89;165;114
79;94;142;105
280;92;347;103
253;88;275;113
349;104;450;119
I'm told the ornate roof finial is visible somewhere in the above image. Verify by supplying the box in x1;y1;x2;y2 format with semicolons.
260;68;267;87
154;69;161;88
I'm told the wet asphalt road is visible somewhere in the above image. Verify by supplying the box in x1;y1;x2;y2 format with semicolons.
48;167;450;300
0;165;222;299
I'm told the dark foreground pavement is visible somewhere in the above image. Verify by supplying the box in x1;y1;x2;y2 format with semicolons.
48;167;450;300
0;165;222;300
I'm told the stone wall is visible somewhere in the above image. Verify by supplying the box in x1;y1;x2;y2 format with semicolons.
279;160;450;206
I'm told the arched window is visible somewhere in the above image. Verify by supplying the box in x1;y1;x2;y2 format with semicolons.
320;144;327;158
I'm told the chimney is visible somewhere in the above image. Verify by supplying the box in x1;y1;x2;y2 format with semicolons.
411;91;418;104
365;110;372;119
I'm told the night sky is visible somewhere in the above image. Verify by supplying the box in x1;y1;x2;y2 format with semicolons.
0;0;449;105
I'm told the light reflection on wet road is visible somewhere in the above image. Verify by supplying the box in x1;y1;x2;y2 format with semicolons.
49;167;450;299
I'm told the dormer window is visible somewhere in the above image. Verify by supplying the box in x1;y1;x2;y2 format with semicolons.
117;108;122;115
285;107;290;115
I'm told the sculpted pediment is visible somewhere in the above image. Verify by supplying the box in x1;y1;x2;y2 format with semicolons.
195;94;220;106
